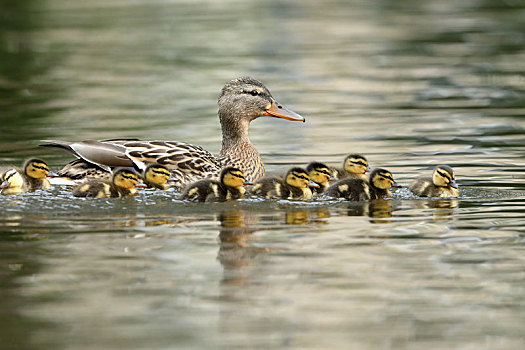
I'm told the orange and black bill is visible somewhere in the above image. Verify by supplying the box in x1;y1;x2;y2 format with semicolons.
264;100;305;122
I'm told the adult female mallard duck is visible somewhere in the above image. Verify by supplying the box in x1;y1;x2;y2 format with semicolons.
72;168;142;198
0;159;52;195
179;166;252;202
325;168;401;201
41;77;305;187
331;154;370;180
306;162;337;194
409;165;459;197
251;167;319;200
142;164;175;190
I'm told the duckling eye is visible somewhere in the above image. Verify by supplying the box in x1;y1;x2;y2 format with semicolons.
380;175;393;182
32;164;48;171
437;170;450;181
152;169;169;177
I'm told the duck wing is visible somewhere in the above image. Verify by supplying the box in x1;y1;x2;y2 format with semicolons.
41;140;132;172
41;139;225;185
118;140;225;183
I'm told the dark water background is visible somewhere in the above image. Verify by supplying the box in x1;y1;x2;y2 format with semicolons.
1;0;524;349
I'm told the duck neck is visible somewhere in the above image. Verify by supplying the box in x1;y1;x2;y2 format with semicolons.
220;117;251;151
218;115;264;181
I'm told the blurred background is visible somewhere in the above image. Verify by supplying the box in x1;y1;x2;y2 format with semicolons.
1;0;524;349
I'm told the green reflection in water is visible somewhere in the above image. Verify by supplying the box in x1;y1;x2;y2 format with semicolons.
0;0;64;158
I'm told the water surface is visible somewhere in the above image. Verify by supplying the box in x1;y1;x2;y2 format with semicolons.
1;0;525;349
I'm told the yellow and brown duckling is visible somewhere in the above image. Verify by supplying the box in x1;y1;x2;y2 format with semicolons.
409;165;459;197
251;167;319;200
325;168;401;201
332;154;370;180
0;158;52;195
72;168;142;198
180;167;252;202
142;164;176;190
306;162;337;194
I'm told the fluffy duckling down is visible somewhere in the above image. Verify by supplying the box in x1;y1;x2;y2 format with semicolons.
332;154;370;180
409;165;459;197
325;168;401;201
306;162;337;194
72;168;142;198
0;158;52;195
142;164;176;190
179;167;252;202
251;167;319;200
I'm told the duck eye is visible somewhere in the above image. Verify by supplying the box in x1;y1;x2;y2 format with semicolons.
250;90;259;96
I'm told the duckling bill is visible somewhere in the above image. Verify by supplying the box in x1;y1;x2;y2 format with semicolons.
251;167;319;200
179;167;251;202
325;168;400;201
409;165;459;197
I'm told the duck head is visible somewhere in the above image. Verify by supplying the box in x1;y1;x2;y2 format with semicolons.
0;169;25;194
306;162;337;186
143;164;172;188
370;168;401;190
113;168;141;190
218;77;304;140
24;158;50;179
343;154;370;175
221;166;252;189
432;165;458;189
285;167;318;189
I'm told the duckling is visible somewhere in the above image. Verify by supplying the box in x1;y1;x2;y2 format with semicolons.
251;167;319;200
180;167;252;202
72;168;141;198
0;158;52;195
306;162;337;194
0;169;27;195
142;164;175;190
325;168;401;201
409;165;459;197
332;154;370;180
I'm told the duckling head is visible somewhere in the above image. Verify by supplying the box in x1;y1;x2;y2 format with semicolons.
221;167;252;189
0;169;25;193
218;77;304;139
285;167;318;189
432;165;458;189
306;162;337;186
24;158;50;179
343;154;370;175
113;168;140;189
370;168;401;190
143;164;171;187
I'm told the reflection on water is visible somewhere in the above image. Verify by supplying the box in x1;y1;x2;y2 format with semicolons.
1;0;525;349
